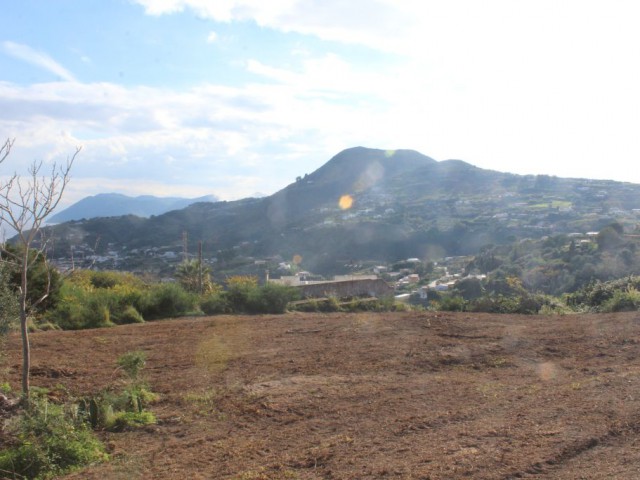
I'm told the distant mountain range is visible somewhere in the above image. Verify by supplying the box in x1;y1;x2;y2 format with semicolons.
45;147;640;275
49;193;219;223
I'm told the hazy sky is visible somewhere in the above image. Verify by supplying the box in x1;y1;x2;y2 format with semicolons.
1;0;639;207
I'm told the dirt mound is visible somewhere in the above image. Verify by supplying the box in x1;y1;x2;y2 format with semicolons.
2;311;640;479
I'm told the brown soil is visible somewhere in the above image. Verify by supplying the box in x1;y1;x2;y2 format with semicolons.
2;311;640;479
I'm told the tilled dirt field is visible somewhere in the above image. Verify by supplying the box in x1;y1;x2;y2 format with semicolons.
2;311;640;479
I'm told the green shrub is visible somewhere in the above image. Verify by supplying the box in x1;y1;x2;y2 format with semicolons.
200;292;230;315
79;351;158;433
117;351;146;381
291;296;407;313
289;297;341;313
137;283;197;320
341;298;377;312
1;245;63;313
341;297;406;312
601;287;640;312
0;398;107;479
320;297;342;312
224;276;258;313
293;298;319;312
108;410;156;432
566;276;640;311
0;264;18;336
46;272;147;329
89;271;122;289
114;305;144;324
245;284;300;314
217;279;299;314
437;295;468;312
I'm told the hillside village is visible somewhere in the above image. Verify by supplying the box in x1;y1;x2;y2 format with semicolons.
50;228;606;303
41;148;640;307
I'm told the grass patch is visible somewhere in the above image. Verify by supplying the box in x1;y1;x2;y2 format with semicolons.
195;335;232;374
0;396;108;479
183;388;225;419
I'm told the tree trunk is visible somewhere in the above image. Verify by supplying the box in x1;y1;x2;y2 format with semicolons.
20;253;30;400
20;310;30;400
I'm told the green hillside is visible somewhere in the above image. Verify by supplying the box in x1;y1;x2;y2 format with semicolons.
43;147;640;280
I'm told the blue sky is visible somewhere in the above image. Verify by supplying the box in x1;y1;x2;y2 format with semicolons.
1;0;640;208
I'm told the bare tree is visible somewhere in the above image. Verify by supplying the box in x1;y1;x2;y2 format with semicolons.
0;138;79;400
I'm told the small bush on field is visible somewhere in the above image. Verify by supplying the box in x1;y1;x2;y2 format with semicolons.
80;387;157;432
47;270;200;329
435;292;565;315
291;295;407;313
0;396;107;479
200;292;230;315
46;270;146;329
117;350;146;380
137;283;197;320
436;295;468;312
341;296;408;312
292;298;320;312
80;351;157;432
213;277;299;314
88;271;122;289
291;297;342;313
109;410;156;432
224;275;258;313
115;305;144;324
245;283;300;314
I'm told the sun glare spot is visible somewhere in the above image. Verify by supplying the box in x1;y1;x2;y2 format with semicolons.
339;194;354;210
385;150;396;158
537;362;557;381
292;254;302;265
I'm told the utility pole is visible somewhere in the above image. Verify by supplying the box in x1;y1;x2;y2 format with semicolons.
198;240;203;294
182;231;188;263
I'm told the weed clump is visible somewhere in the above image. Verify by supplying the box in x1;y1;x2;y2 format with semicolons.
0;395;107;479
79;350;157;432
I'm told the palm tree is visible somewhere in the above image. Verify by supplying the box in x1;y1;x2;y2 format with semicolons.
175;259;215;294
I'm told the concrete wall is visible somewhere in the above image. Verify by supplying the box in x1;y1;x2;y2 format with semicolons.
297;278;393;299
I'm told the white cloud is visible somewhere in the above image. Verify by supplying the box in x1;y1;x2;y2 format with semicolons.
1;41;76;82
133;0;411;51
3;0;640;209
0;76;340;203
206;31;218;43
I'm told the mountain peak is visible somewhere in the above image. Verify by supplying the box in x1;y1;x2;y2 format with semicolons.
49;193;219;223
306;147;436;186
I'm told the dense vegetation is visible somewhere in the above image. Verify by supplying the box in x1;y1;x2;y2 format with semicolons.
0;263;301;332
3;224;640;332
423;225;640;314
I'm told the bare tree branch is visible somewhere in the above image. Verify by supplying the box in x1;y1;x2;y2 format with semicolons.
0;139;79;400
0;138;14;164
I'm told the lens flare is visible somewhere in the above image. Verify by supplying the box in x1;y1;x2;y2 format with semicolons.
537;361;557;381
292;254;302;265
339;194;354;210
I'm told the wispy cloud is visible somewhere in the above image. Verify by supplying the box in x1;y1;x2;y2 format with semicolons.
2;41;76;82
